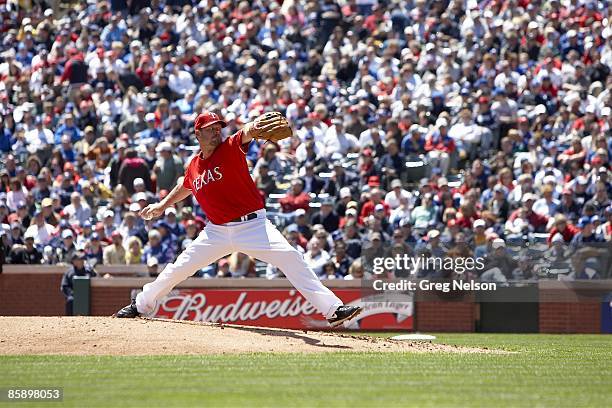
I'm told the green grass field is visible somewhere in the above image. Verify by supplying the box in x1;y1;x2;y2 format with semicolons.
1;334;611;407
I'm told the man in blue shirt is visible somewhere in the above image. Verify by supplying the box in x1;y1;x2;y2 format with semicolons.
401;125;426;156
135;113;162;142
101;14;127;48
143;229;175;265
15;43;33;67
571;217;604;250
58;135;76;162
54;114;82;144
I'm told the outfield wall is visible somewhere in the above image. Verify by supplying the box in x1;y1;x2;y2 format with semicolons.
1;266;610;333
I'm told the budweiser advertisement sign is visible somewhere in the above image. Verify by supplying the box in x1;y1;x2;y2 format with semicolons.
144;289;414;330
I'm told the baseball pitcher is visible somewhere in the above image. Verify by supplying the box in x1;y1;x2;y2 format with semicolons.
114;111;362;327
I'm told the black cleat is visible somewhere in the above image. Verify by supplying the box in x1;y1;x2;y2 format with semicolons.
327;305;362;328
114;300;141;318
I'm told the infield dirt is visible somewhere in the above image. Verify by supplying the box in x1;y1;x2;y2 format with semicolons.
0;317;502;355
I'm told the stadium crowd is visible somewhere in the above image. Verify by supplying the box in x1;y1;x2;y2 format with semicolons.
0;0;610;284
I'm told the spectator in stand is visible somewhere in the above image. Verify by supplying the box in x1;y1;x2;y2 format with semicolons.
54;114;82;145
411;193;437;230
321;261;344;280
304;238;331;278
147;257;160;277
7;178;27;211
571;217;605;249
547;214;580;245
162;207;184;238
7;230;42;264
63;192;91;226
487;185;510;221
254;162;276;198
118;149;152;195
300;161;325;195
508;194;549;233
385;179;412;210
228;252;256;278
293;209;313;241
143;229;174;265
586;181;611;215
361;232;386;276
344;258;366;280
325;160;358;198
377;139;405;189
125;236;143;265
310;197;340;233
178;220;200;253
24;210;54;247
360;188;390;223
425;117;455;175
153;142;184;193
533;184;560;217
85;233;105;266
103;231;126;265
480;239;517;283
280;179;310;213
329;240;353;277
401;125;426;156
58;229;77;264
323;118;359;157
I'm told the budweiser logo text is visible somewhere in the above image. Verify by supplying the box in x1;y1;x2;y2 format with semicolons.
158;290;318;322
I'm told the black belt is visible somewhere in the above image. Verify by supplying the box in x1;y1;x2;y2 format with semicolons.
229;212;258;223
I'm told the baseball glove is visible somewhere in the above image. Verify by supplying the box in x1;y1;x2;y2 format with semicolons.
243;111;292;142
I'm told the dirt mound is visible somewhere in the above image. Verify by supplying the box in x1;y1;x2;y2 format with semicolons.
0;317;498;355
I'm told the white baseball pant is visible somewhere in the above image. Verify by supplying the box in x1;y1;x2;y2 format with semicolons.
135;209;343;318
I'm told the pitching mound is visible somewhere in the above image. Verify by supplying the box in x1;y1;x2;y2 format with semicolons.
0;317;500;355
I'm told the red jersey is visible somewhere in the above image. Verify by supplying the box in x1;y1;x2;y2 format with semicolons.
359;200;390;224
182;131;264;224
547;224;580;245
279;192;310;213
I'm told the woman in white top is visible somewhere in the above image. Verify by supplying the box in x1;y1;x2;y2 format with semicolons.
304;238;330;278
6;178;27;212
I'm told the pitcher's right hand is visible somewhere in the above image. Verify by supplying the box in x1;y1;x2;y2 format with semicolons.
139;203;166;220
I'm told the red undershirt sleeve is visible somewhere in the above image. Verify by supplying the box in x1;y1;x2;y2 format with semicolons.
182;157;194;190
